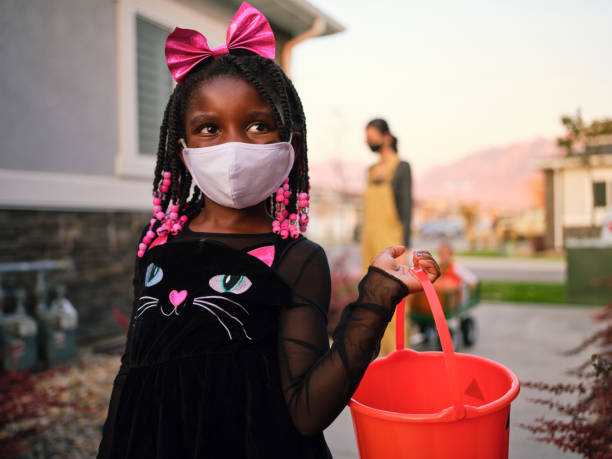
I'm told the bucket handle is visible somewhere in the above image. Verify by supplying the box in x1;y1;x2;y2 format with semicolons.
395;267;466;420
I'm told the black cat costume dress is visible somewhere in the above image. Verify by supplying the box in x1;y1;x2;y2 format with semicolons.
97;223;409;459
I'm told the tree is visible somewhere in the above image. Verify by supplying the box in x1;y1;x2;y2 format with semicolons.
557;110;612;156
557;109;585;156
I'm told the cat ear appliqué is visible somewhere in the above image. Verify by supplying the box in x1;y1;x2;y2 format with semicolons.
247;245;275;267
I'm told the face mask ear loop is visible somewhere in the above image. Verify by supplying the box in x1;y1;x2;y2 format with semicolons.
179;138;187;149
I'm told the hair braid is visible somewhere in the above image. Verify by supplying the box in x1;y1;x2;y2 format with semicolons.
139;52;311;254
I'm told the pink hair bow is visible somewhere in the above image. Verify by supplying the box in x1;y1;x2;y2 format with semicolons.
165;2;275;84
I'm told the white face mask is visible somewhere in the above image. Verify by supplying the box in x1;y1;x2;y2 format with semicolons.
179;137;295;209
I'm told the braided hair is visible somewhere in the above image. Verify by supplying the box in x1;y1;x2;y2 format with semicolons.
138;52;309;255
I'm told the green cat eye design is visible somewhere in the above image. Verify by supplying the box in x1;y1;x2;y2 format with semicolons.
209;274;252;294
145;263;163;287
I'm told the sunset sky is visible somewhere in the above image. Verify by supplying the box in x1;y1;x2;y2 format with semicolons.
291;0;612;175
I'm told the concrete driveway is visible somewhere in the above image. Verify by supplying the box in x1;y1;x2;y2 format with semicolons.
324;302;601;459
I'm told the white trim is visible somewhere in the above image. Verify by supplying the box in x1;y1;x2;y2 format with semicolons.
563;214;595;226
115;0;228;178
590;167;612;181
0;169;152;212
540;153;612;171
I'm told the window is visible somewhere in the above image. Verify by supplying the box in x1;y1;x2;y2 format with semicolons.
593;181;606;207
136;16;173;156
115;0;226;178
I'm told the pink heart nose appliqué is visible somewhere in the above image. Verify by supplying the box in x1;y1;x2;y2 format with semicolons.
169;290;188;307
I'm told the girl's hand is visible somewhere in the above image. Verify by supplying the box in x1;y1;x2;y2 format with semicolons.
371;246;441;293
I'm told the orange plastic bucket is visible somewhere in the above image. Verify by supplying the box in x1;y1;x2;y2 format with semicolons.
349;268;519;459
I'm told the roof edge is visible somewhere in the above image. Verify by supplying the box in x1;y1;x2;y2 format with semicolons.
225;0;345;37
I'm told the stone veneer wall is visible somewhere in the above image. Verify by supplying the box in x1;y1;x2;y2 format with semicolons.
0;208;149;344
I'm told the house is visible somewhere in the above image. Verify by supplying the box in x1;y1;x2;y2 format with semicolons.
0;0;343;344
307;188;363;246
540;135;612;249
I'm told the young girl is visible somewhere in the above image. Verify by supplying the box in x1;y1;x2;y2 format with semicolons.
97;4;440;458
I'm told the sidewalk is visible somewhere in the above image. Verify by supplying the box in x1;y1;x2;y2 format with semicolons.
324;302;599;459
457;256;566;282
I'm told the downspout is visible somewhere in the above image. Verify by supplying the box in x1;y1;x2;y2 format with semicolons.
281;17;326;77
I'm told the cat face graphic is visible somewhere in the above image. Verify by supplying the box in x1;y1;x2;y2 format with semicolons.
135;261;255;341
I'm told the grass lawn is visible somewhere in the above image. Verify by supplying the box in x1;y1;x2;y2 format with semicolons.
458;250;565;260
480;281;568;304
457;249;502;258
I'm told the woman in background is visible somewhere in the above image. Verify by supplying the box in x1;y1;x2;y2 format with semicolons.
361;118;413;356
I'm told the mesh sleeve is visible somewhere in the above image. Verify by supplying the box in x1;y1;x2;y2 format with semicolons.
276;240;409;435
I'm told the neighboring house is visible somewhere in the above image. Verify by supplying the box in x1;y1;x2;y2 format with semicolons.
0;0;342;344
307;160;365;246
541;135;612;249
307;188;362;246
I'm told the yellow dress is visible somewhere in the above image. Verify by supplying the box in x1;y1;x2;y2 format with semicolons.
361;156;410;356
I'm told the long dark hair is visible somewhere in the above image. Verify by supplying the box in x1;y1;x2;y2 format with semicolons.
367;118;398;152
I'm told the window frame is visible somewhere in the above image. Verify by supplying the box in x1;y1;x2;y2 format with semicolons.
114;0;227;178
593;181;607;208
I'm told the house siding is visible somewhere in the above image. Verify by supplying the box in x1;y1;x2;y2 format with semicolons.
0;0;117;176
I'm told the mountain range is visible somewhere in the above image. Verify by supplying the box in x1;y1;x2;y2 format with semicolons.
309;137;559;211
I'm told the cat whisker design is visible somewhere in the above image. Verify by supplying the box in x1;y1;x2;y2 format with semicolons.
134;276;254;342
193;300;252;341
193;303;232;340
134;303;158;319
135;296;160;319
137;300;158;311
194;295;250;315
139;296;159;302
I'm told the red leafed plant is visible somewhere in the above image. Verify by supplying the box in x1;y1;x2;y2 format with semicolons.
0;365;70;457
520;305;612;458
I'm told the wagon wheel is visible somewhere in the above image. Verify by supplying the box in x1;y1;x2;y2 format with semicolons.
460;316;478;347
434;326;463;351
